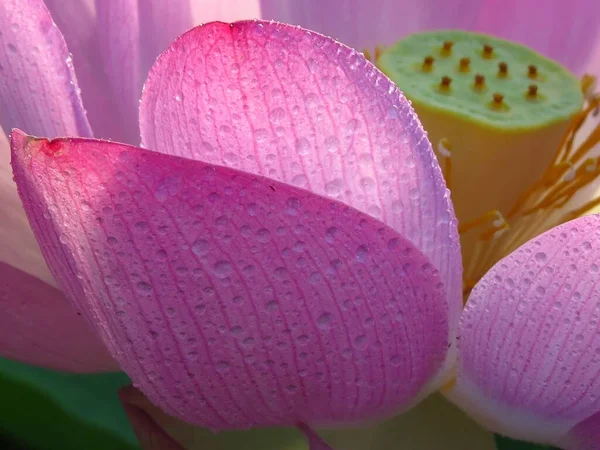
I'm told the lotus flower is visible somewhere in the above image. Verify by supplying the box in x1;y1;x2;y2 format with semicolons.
2;1;600;450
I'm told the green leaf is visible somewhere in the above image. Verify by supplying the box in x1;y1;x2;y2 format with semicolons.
0;357;139;450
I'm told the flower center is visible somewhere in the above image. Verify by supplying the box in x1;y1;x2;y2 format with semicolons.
375;30;599;299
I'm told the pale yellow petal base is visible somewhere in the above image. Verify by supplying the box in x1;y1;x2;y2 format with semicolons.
120;387;497;450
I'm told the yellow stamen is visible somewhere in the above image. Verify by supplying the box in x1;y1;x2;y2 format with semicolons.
438;138;452;189
377;31;596;298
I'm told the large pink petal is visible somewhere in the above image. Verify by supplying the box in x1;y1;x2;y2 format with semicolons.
448;214;600;445
258;0;424;50
465;0;600;74
0;0;91;137
137;0;195;75
12;131;449;429
0;261;118;372
139;21;462;369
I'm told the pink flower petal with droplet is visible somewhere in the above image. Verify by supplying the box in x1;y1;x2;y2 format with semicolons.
140;21;462;364
448;214;600;446
12;130;449;429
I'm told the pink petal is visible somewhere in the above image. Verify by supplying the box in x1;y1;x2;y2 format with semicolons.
139;21;462;361
258;0;424;50
0;0;91;137
2;128;115;373
1;127;53;286
190;0;260;23
93;0;142;142
137;0;195;74
465;0;600;74
475;0;600;73
560;410;600;450
0;261;118;372
12;131;449;429
43;0;132;142
448;214;600;445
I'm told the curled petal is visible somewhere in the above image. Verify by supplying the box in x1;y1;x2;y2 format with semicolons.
43;0;131;141
0;0;91;137
140;20;462;358
12;131;449;429
448;214;600;445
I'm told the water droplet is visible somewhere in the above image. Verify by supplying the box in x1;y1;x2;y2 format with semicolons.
324;136;340;153
269;108;286;124
242;337;255;347
216;361;229;372
317;312;334;330
266;300;280;311
136;282;153;292
354;334;368;349
325;226;339;243
256;228;271;243
535;252;547;262
192;239;209;255
213;260;232;278
355;245;369;262
255;128;268;142
174;91;184;102
297;334;309;344
295;138;312;155
325;179;343;196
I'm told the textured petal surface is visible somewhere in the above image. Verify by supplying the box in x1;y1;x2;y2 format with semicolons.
448;214;600;445
12;132;449;429
118;388;496;450
0;262;117;372
139;21;462;356
0;0;91;137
